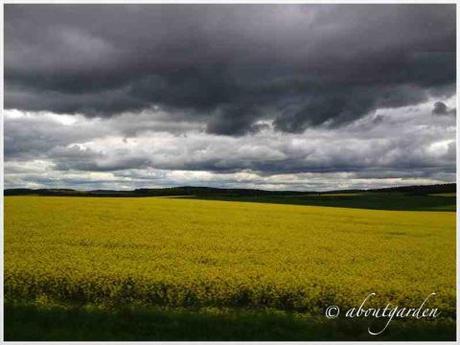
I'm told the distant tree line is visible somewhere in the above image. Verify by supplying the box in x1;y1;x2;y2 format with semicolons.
4;183;456;197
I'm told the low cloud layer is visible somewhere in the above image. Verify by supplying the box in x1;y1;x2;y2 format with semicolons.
5;97;456;190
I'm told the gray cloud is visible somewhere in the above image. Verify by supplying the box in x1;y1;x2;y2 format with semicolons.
5;4;456;135
433;101;456;116
4;99;456;190
4;5;456;191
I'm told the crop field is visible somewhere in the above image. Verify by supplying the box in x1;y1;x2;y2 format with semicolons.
4;196;456;340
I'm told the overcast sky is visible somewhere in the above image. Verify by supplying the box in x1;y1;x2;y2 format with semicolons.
4;4;456;191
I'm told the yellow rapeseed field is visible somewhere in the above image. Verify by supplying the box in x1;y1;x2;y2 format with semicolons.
4;196;456;315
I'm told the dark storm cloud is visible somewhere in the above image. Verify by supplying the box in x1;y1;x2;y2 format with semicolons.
433;101;449;115
432;101;456;116
5;4;456;135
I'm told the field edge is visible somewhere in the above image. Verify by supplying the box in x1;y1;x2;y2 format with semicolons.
4;302;457;341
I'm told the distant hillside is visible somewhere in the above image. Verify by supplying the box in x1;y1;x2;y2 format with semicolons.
4;183;456;197
371;183;456;195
